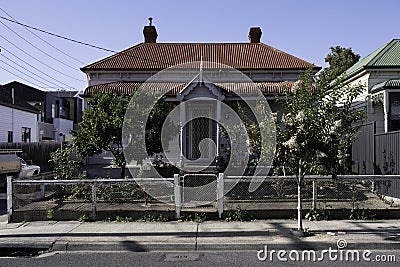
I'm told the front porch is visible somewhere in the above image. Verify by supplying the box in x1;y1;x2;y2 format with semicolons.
370;80;400;133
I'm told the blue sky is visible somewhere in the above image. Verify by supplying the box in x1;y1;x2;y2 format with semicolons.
0;0;399;91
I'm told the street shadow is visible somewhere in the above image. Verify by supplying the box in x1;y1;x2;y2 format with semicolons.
120;240;147;252
348;221;400;242
268;222;322;251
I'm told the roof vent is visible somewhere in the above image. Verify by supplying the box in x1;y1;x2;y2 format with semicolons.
248;27;262;43
143;17;158;43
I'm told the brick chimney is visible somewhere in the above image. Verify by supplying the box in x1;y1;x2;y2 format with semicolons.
143;17;158;43
248;27;262;43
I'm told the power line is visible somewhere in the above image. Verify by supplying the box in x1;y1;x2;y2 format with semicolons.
0;52;66;88
0;47;73;88
0;15;118;53
0;59;52;88
0;15;174;66
0;33;85;83
0;66;44;88
0;19;82;72
0;7;85;65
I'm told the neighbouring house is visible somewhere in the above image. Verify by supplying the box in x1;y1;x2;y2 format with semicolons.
0;85;40;143
1;81;83;142
344;39;400;175
81;21;320;172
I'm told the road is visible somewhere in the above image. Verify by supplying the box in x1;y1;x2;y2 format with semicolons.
0;250;398;267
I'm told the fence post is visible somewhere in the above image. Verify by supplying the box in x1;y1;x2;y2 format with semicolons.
217;173;224;218
40;184;46;199
372;121;376;175
312;180;317;209
6;176;13;223
174;174;181;219
90;182;97;221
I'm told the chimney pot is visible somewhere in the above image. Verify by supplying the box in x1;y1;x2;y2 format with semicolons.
248;27;262;43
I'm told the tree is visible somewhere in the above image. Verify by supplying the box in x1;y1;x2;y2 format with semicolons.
319;46;360;84
122;90;177;168
72;91;175;178
49;144;82;179
220;101;262;167
73;92;129;178
275;68;364;231
219;99;275;176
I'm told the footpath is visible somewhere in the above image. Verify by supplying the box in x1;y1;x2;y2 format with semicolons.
0;215;399;253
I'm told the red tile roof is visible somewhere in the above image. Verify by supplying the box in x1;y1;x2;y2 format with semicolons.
83;81;297;96
81;43;319;71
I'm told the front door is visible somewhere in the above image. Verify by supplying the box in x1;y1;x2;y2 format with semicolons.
185;105;216;162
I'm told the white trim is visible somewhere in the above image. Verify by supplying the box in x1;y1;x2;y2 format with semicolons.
216;99;221;159
178;80;225;101
384;91;389;132
179;101;185;168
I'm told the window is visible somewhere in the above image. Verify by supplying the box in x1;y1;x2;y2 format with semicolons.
51;104;55;118
390;92;400;131
55;100;60;118
7;131;13;143
21;127;31;143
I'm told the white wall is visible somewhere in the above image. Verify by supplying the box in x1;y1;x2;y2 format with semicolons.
0;105;38;142
348;73;370;103
346;69;400;133
368;70;400;91
369;102;385;133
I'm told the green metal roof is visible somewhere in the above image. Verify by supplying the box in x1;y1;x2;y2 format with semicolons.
371;79;400;93
343;39;400;80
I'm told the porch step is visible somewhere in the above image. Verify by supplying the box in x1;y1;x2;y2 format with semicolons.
182;164;218;173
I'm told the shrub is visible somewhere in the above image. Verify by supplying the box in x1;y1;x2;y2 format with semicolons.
305;207;330;221
225;207;251;222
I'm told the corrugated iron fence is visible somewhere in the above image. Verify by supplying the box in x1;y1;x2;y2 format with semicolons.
375;131;400;174
352;122;400;175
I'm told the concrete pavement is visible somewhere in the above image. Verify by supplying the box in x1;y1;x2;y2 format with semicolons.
0;215;399;253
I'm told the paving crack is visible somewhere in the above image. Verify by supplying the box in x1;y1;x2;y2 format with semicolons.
51;222;82;252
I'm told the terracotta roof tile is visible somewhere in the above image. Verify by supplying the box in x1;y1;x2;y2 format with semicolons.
81;43;319;71
83;81;296;96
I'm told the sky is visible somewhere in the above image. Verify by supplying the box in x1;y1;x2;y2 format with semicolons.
0;0;399;91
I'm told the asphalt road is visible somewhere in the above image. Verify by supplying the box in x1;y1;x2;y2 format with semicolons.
0;250;398;267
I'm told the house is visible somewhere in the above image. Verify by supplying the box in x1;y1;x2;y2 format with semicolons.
344;39;400;174
0;85;40;143
342;39;400;133
81;21;320;171
1;81;83;141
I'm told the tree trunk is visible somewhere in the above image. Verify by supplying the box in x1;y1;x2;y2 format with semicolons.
120;163;126;178
297;164;304;231
297;178;303;231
